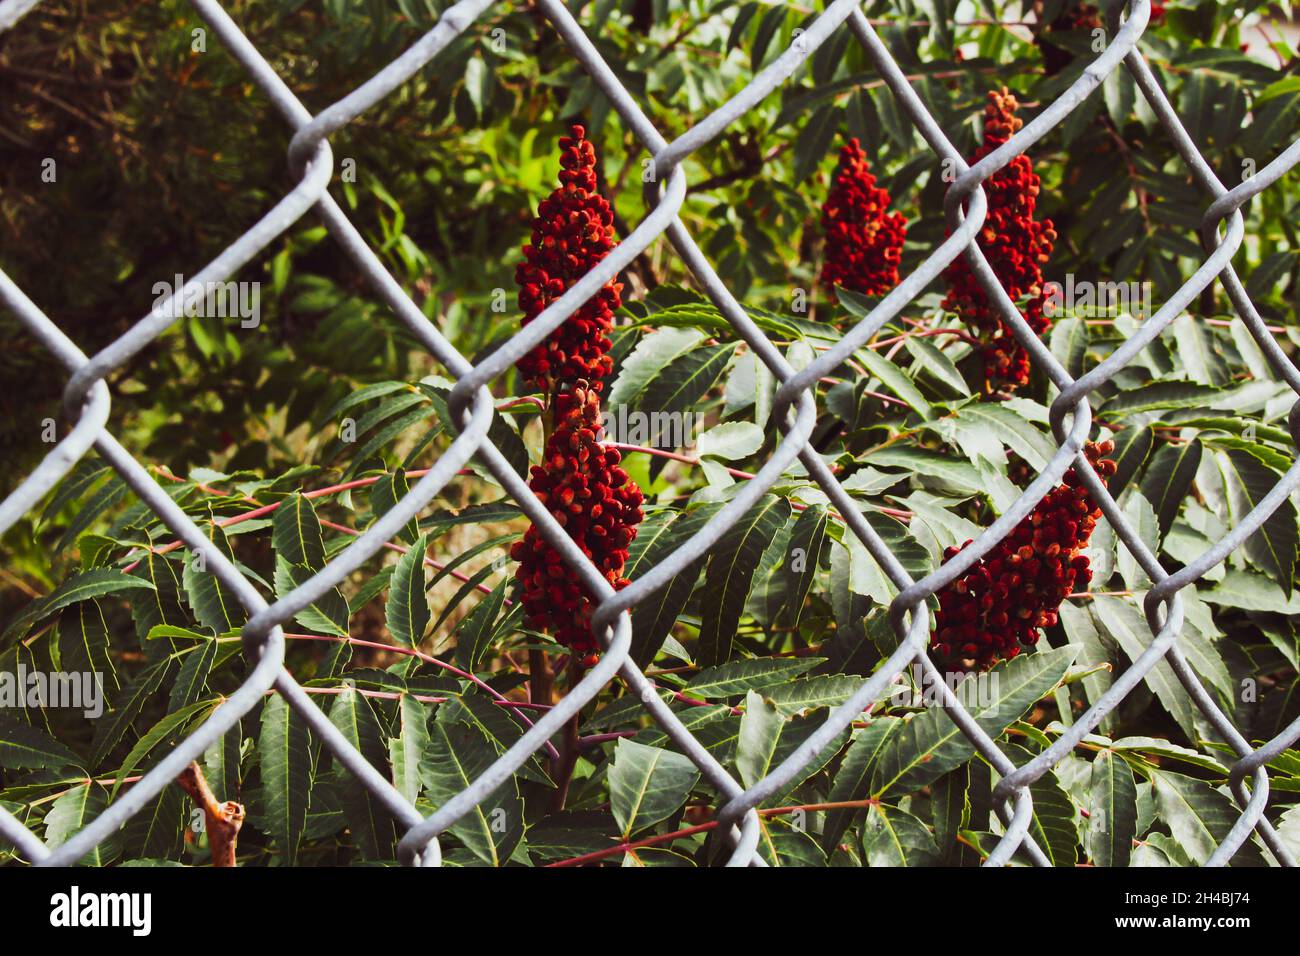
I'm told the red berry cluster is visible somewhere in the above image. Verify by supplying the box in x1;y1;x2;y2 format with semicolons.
515;124;622;394
820;138;908;300
942;89;1057;392
510;383;645;655
929;440;1116;672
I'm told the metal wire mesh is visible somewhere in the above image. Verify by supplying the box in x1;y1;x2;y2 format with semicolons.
2;0;1298;868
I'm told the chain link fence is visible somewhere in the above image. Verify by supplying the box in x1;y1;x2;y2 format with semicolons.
1;0;1298;867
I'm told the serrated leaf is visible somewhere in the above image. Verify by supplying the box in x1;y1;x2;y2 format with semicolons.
420;720;523;866
58;600;118;695
634;343;736;419
855;346;930;416
1107;423;1153;498
260;693;312;864
686;657;823;698
169;640;218;711
0;716;82;770
113;699;216;799
695;421;763;461
454;578;508;671
698;496;791;666
861;803;941;866
274;558;350;637
328;688;396;860
624;504;724;666
870;646;1079;798
272;492;326;570
822;717;903;852
391;693;432;804
1092;595;1197;738
780;503;828;626
385;533;431;647
45;784;118;866
182;521;245;635
1088;749;1139;867
1151;769;1263;866
370;469;420;545
91;661;174;767
609;738;700;838
905;335;970;396
735;690;784;789
4;569;155;643
1139;439;1202;542
608;327;706;409
1212;448;1298;596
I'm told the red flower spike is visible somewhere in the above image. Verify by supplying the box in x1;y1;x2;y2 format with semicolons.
516;124;623;394
510;382;644;655
929;440;1116;673
820;138;908;300
941;89;1057;392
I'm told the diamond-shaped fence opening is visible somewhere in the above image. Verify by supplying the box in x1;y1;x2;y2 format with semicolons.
1;0;1298;867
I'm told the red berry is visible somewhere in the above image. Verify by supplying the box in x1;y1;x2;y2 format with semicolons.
929;441;1113;672
516;125;621;394
820;138;908;300
942;89;1056;393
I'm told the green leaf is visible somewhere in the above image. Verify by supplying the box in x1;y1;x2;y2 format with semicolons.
1050;317;1088;380
128;551;188;646
855;346;930;416
780;504;828;625
634;343;737;419
113;699;216;799
4;569;155;643
860;446;984;492
1088;749;1139;867
122;786;184;860
822;718;903;852
686;657;823;698
370;469;420;545
328;688;396;860
1107;423;1153;498
695;421;763;460
169;640;218;711
274;558;350;637
607;328;706;409
1102;381;1225;416
949;402;1057;471
58;600;118;695
609;738;701;838
420;720;523;866
182;520;245;635
385;533;431;647
861;803;941;866
272;493;326;570
697;496;791;666
390;693;432;804
765;675;866;717
1092;595;1197;738
624;504;724;666
0;716;82;770
735;690;785;789
91;661;174;767
1139;439;1202;542
455;578;509;672
45;784;117;866
870;645;1079;798
905;335;970;396
1212;448;1298;596
259;693;312;865
1151;769;1264;866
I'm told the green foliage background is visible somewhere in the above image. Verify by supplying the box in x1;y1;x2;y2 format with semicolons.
2;0;1300;866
